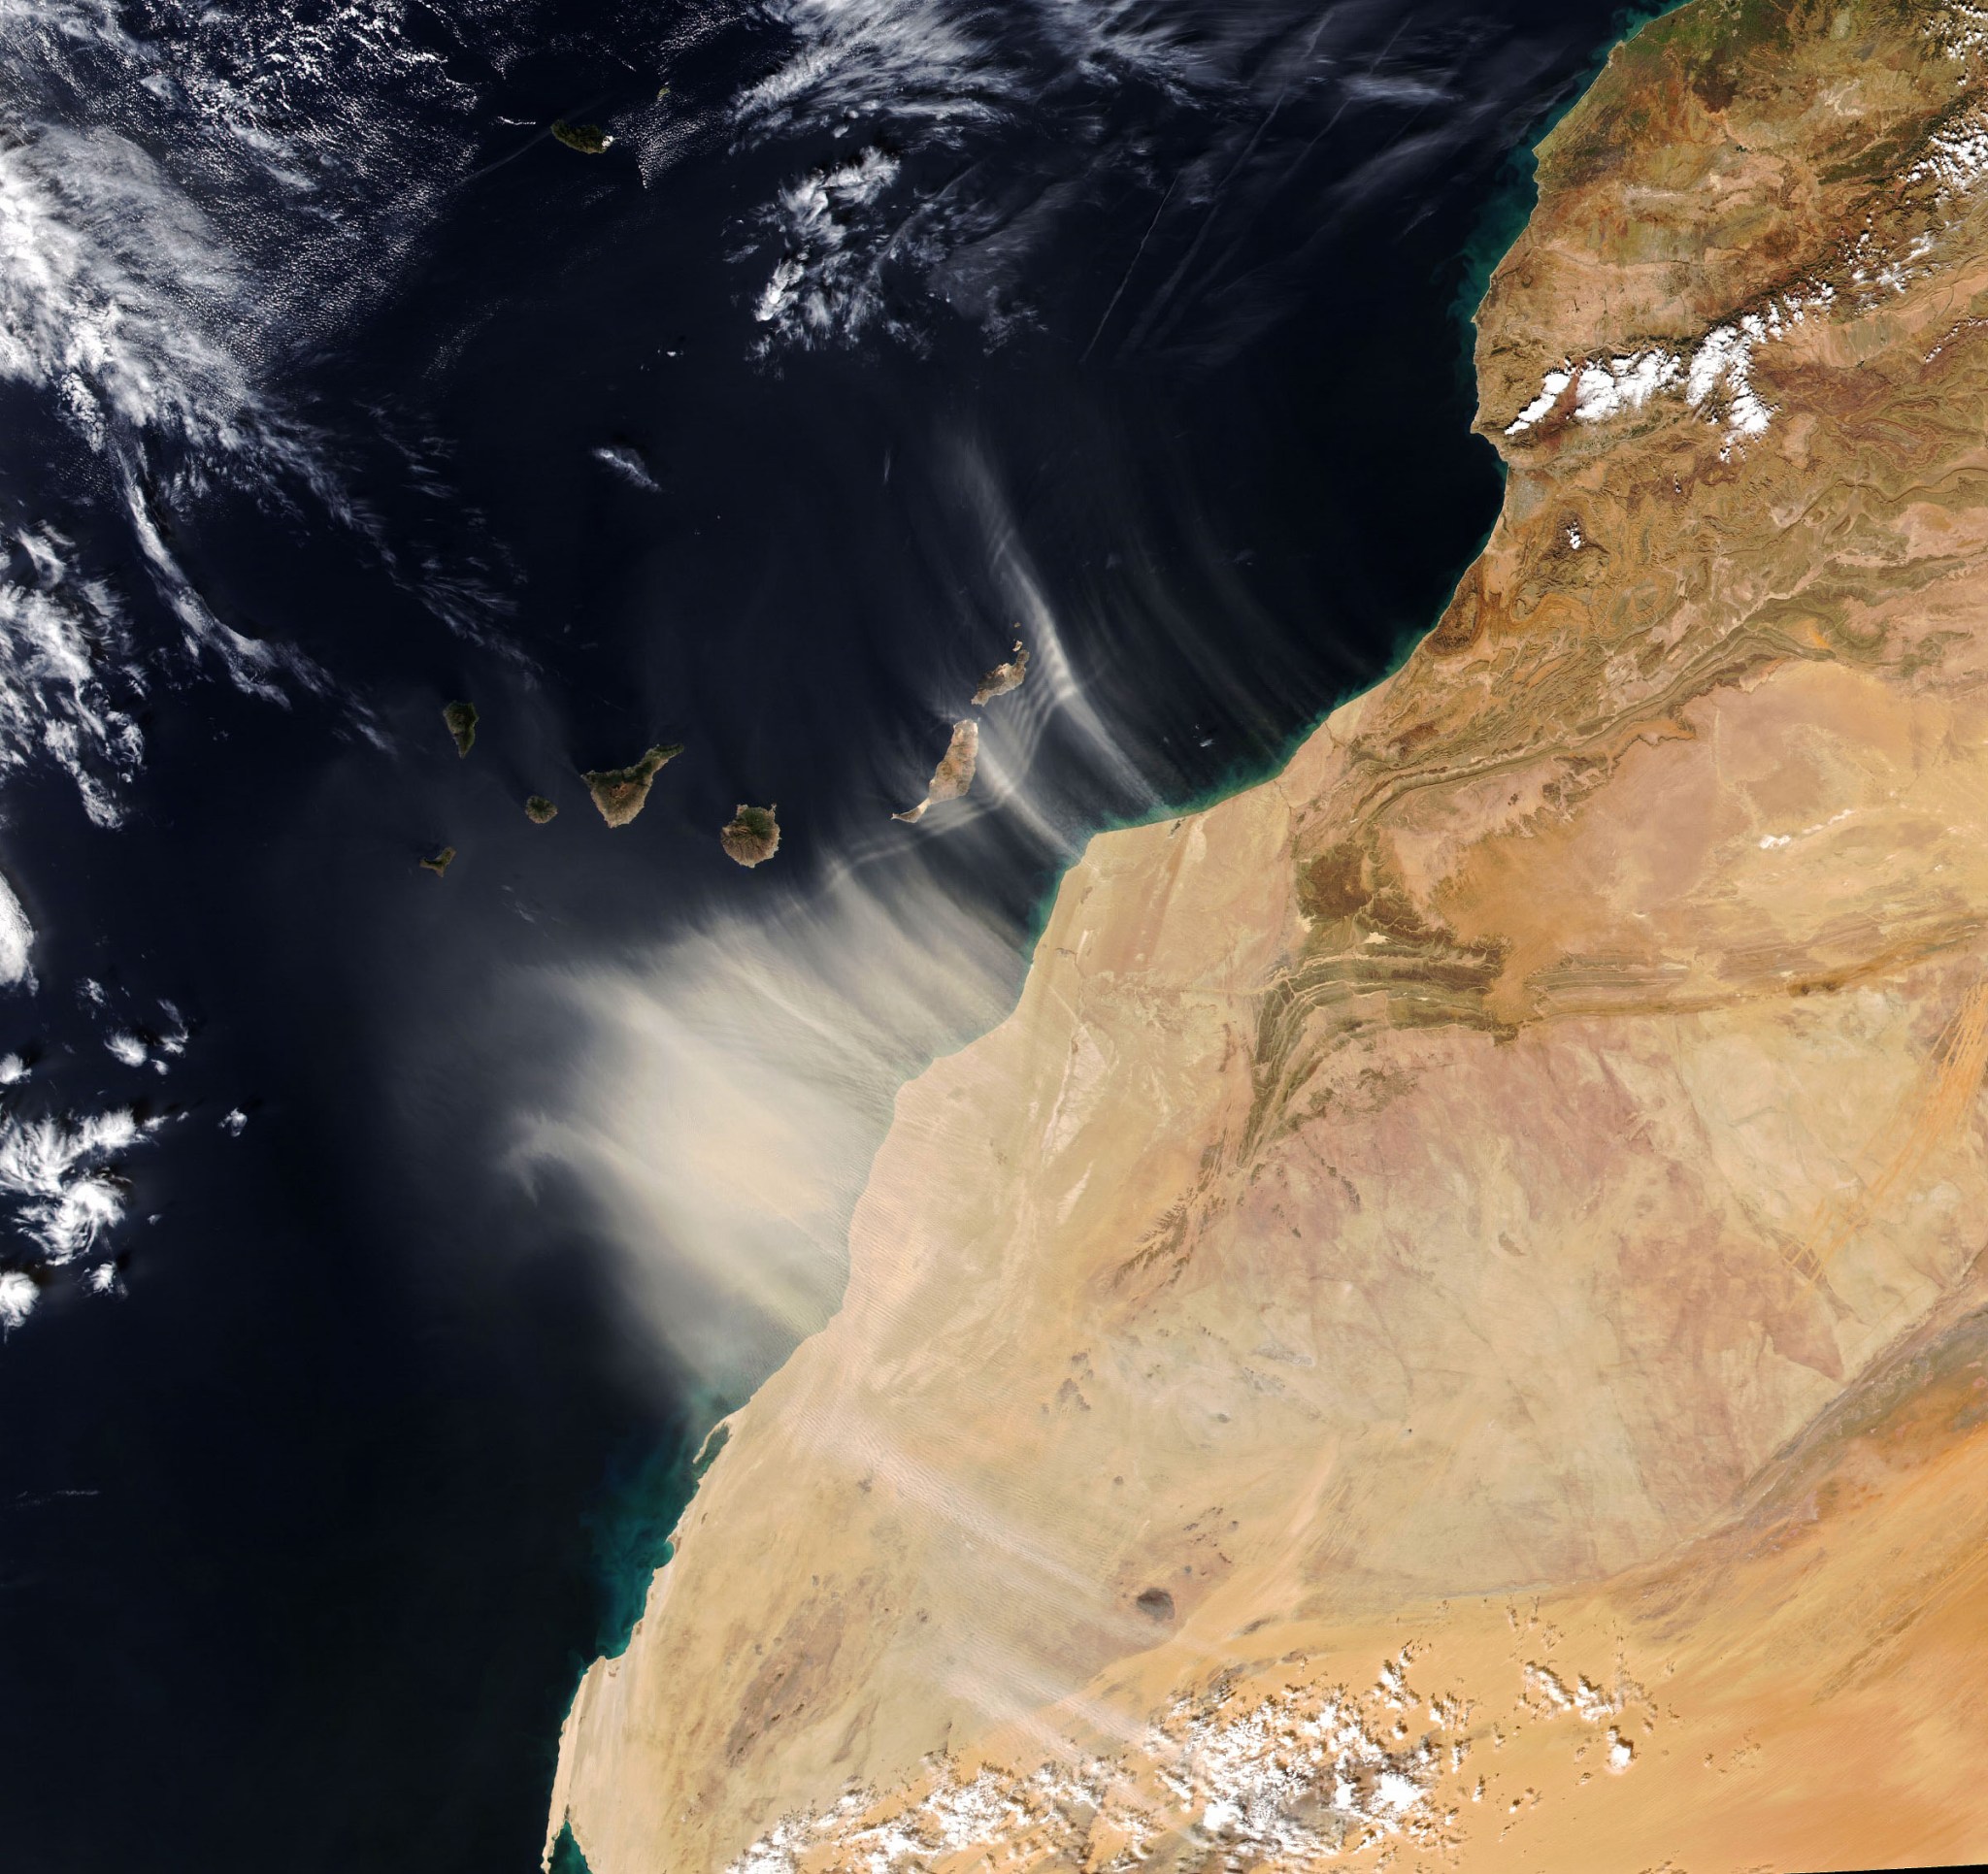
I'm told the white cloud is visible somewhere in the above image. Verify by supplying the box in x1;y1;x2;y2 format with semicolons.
0;127;259;448
737;0;1020;136
0;871;32;988
751;147;905;348
732;0;1492;358
0;0;508;833
0;1105;149;1267
592;444;660;493
0;533;143;827
104;1032;147;1069
0;1269;36;1331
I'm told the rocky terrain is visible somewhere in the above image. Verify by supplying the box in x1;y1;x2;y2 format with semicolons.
894;721;979;824
444;700;479;757
720;805;780;868
971;641;1029;707
547;1;1988;1867
584;745;682;828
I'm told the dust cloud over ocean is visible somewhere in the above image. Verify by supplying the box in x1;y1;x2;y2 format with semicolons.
0;0;1631;1866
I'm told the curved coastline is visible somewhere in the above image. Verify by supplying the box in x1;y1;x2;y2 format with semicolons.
540;7;1685;1865
541;20;1656;1830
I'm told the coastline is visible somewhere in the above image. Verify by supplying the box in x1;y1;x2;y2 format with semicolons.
540;3;1725;1864
997;12;1680;1015
540;67;1607;1865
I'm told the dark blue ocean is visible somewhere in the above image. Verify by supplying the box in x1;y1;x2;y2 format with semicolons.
0;1;1636;1866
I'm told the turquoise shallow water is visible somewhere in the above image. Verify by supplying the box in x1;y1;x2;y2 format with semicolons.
549;1823;594;1874
583;1396;735;1664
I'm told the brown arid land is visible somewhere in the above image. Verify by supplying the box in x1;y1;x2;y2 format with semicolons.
547;1;1988;1867
895;721;979;824
585;745;683;828
720;804;781;868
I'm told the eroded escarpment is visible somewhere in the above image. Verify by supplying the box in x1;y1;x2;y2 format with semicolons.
548;3;1988;1868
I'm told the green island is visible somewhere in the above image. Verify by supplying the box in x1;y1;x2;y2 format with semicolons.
442;701;478;757
551;120;612;154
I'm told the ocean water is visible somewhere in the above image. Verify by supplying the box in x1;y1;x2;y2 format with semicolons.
0;0;1640;1867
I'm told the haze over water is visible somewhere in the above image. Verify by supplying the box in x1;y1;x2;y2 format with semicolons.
0;0;1637;1866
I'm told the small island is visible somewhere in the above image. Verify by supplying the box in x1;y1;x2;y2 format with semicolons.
526;796;559;824
970;640;1028;706
419;845;455;878
584;744;682;827
894;719;977;823
443;701;478;757
719;804;779;868
551;120;613;154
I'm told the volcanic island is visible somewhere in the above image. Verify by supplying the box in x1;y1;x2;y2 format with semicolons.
971;639;1028;706
442;700;478;757
547;3;1988;1869
894;719;978;824
583;745;681;828
718;805;779;868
